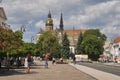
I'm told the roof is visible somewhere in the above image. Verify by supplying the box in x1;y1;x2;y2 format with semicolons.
64;29;86;36
63;29;86;46
0;7;7;20
114;37;120;43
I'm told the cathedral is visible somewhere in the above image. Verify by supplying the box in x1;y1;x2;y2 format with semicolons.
35;11;86;53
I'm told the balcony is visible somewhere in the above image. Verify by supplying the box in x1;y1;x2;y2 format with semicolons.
0;21;10;29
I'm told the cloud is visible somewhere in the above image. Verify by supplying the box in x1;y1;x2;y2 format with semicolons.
101;26;120;38
35;20;45;29
65;1;118;27
101;20;120;39
1;0;120;42
63;1;120;38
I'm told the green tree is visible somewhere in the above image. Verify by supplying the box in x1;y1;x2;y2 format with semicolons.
76;32;83;54
36;31;61;59
20;43;35;56
81;29;106;61
0;27;23;57
61;32;70;59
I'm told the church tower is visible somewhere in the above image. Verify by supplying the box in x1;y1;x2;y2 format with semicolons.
59;13;64;32
45;11;53;31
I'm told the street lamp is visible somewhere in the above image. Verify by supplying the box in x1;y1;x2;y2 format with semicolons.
20;25;26;40
31;36;34;43
20;25;26;33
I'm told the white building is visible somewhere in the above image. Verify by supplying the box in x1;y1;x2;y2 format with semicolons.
0;7;10;29
110;37;120;57
103;37;120;62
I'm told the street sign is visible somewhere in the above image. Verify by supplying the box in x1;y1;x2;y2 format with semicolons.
75;54;88;61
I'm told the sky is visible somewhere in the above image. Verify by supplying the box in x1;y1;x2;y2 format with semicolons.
1;0;120;42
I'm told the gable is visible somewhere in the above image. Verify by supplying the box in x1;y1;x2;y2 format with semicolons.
0;7;7;20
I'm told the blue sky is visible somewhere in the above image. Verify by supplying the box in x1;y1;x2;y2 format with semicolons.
1;0;120;42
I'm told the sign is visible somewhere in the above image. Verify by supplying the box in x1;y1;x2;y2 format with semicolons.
75;54;88;61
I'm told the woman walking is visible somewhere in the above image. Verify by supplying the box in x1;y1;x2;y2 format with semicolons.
24;56;30;73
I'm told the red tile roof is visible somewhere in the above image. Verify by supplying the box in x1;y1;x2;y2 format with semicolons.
64;29;86;36
114;37;120;43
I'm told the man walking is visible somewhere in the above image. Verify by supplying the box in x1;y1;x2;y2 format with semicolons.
44;54;49;68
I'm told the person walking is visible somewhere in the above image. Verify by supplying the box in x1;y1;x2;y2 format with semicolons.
73;56;76;64
44;54;49;68
60;57;63;63
24;56;30;73
52;57;56;65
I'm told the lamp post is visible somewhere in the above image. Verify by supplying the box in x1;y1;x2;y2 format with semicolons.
20;25;26;41
31;36;34;43
20;25;26;33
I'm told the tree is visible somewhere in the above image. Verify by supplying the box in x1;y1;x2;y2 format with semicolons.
20;43;36;57
0;27;23;57
76;32;83;54
36;31;61;59
81;29;106;61
61;32;70;59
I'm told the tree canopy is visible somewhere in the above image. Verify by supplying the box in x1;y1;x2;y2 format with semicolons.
76;32;83;54
80;29;106;60
36;31;61;59
0;27;23;57
61;32;70;59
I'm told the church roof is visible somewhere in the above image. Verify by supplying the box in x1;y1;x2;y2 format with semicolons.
48;10;51;18
63;29;86;46
64;29;86;36
0;7;7;20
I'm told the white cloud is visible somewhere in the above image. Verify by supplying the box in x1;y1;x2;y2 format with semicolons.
66;1;118;26
35;20;45;29
101;26;120;38
1;0;120;42
101;21;120;39
64;1;120;38
53;18;60;29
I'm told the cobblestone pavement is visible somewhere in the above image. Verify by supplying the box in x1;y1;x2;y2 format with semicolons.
0;61;97;80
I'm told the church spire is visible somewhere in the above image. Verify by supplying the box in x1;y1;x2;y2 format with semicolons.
48;10;51;18
59;13;64;31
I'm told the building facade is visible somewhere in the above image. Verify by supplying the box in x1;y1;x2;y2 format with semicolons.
0;7;10;29
103;37;120;62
